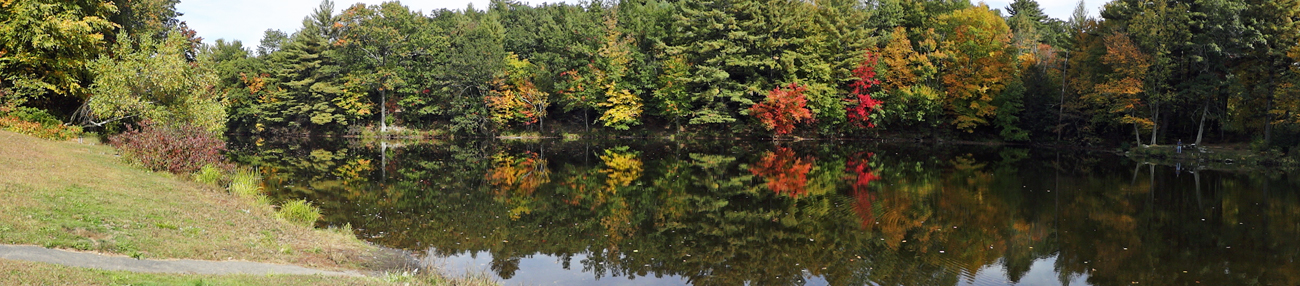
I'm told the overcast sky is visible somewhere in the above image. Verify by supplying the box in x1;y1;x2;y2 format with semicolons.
177;0;1109;47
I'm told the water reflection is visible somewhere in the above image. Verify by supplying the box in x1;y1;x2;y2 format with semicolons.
228;138;1300;285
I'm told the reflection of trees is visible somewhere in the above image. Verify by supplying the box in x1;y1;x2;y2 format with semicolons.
228;139;1300;285
485;151;549;219
749;147;815;198
846;152;880;228
1052;164;1300;285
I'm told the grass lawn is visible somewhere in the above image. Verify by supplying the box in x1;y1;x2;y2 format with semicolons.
0;131;492;285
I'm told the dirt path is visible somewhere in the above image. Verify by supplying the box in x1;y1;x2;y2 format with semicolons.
0;245;362;276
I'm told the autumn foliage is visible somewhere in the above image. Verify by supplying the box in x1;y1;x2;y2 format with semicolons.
485;54;549;127
485;151;550;219
848;53;884;128
937;4;1017;132
750;83;814;135
107;121;232;174
749;147;814;198
485;151;550;198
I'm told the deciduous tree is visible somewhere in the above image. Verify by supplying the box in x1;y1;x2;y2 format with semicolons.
750;83;814;136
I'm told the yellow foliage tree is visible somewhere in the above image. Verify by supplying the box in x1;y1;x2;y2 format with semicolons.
594;15;642;130
936;4;1018;132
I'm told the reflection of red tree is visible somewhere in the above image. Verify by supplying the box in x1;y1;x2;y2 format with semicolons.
749;147;814;198
847;152;879;228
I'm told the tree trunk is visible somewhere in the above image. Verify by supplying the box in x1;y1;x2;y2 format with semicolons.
381;89;388;133
1195;102;1208;145
1265;92;1274;144
1135;123;1142;147
1149;102;1159;146
1058;51;1069;142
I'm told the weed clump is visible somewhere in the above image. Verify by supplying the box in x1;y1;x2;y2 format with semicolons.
193;164;224;186
228;169;267;203
277;199;322;227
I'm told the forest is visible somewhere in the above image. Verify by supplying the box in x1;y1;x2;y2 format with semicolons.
3;0;1300;148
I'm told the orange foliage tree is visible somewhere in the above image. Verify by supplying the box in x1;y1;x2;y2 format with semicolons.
1085;32;1152;144
750;83;814;135
485;53;548;128
749;147;814;198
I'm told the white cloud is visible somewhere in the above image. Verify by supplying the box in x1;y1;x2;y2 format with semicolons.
980;0;1110;21
177;0;569;47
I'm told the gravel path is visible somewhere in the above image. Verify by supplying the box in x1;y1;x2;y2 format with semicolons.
0;245;362;276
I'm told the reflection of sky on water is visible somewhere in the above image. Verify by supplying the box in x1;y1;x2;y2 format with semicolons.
429;251;696;285
961;256;1090;286
428;251;1088;286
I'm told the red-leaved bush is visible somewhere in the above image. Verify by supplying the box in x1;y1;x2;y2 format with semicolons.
108;121;231;174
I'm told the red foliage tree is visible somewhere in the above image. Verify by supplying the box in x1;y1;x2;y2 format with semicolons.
847;52;884;128
749;147;814;198
750;83;814;135
846;152;880;228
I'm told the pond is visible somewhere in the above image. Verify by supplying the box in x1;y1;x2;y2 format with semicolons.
228;138;1300;285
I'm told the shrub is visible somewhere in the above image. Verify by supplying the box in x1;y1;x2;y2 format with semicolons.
107;122;229;174
0;107;82;140
193;164;224;186
6;106;61;125
0;116;83;140
277;199;322;227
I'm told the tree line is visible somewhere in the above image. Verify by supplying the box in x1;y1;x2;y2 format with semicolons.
4;0;1300;147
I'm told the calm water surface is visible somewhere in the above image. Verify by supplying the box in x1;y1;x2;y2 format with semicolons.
229;138;1300;285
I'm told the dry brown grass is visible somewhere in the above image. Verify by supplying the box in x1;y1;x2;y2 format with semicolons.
0;259;397;285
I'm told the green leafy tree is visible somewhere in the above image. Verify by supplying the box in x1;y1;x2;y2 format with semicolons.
86;32;224;132
1235;0;1300;144
338;1;446;131
0;0;118;111
250;3;366;134
256;29;289;57
428;8;507;134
